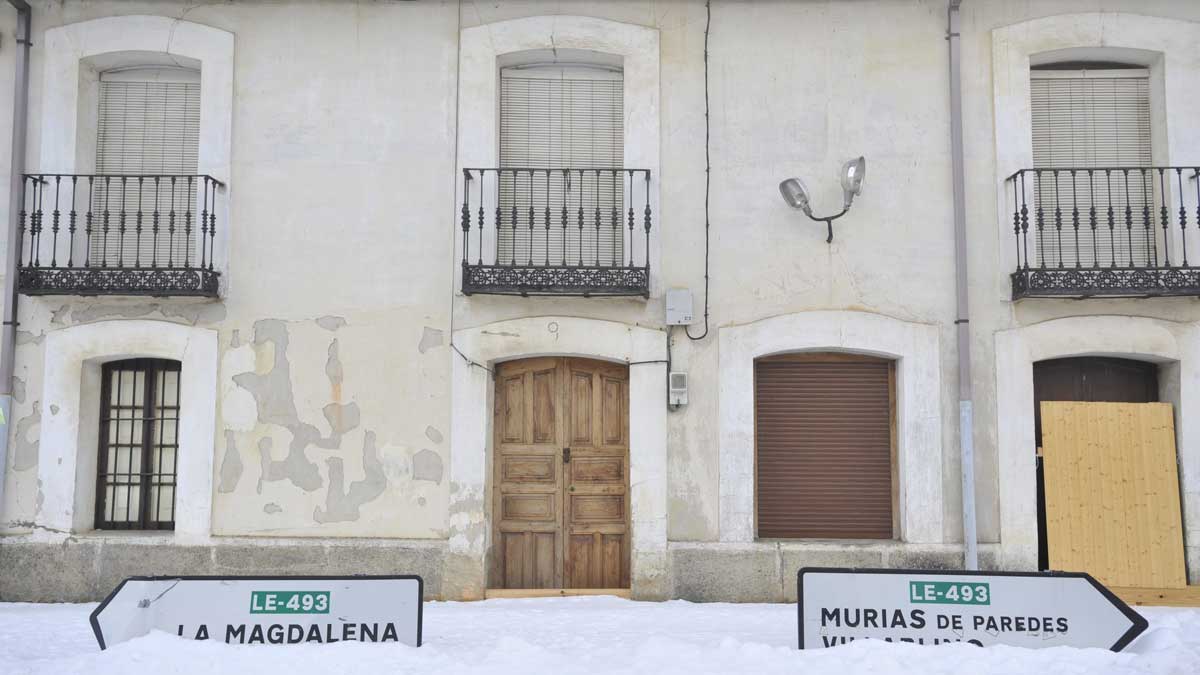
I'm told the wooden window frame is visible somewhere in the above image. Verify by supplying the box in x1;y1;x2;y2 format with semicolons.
94;358;181;530
752;352;899;541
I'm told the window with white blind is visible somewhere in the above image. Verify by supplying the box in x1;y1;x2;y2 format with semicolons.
1030;68;1154;267
498;63;624;265
93;67;202;267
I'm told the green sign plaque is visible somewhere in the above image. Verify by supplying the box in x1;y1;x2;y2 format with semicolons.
249;591;330;614
909;581;990;605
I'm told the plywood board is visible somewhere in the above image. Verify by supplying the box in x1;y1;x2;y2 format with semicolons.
1041;401;1186;589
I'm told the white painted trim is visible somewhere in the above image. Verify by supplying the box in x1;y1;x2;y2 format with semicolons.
449;316;667;596
39;16;234;281
36;320;219;540
455;15;661;296
991;13;1200;274
994;315;1199;572
718;311;944;545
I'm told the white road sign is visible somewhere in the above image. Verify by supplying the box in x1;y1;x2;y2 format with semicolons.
799;568;1146;652
90;575;422;649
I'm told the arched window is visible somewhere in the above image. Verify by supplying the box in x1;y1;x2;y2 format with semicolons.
96;358;182;530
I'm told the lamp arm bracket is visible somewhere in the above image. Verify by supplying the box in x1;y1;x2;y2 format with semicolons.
801;207;850;243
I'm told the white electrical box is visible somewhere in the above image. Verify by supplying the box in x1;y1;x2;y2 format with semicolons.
666;288;694;326
669;371;688;406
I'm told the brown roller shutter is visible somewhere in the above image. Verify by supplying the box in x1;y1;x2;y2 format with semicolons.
755;353;895;539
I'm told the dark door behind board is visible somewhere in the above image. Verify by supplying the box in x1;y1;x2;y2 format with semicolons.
1032;356;1159;570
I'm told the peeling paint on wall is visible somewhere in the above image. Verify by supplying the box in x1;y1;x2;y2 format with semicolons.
236;320;364;493
12;377;25;404
263;503;282;514
314;431;388;523
218;430;244;493
316;316;346;332
230;329;241;348
418;326;443;353
326;339;343;402
11;403;41;471
16;331;43;345
424;425;443;444
69;301;227;325
412;449;444;484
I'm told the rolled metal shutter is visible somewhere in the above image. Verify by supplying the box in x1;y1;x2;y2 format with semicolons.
754;354;894;539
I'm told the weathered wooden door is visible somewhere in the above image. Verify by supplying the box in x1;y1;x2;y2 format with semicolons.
1041;401;1186;588
492;357;630;589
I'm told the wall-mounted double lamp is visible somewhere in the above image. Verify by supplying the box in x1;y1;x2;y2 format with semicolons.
779;156;866;242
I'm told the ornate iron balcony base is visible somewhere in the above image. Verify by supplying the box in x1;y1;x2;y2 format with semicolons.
1012;267;1200;299
18;267;220;297
463;264;649;297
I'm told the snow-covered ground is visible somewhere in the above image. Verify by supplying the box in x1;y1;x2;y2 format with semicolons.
1;596;1198;674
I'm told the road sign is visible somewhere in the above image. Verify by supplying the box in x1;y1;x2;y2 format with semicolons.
90;575;422;649
798;568;1146;652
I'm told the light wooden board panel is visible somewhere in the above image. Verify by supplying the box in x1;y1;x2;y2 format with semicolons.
1111;586;1200;607
1041;401;1186;589
483;588;631;600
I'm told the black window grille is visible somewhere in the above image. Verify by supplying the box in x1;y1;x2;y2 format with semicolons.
95;358;181;530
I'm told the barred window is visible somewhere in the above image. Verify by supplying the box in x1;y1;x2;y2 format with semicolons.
95;358;181;530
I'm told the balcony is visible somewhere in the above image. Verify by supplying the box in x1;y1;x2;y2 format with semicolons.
459;168;652;297
17;174;223;297
1007;167;1200;299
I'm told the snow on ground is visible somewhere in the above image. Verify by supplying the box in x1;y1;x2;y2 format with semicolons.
1;596;1198;675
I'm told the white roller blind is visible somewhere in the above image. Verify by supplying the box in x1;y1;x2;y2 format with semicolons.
1030;70;1154;266
498;65;624;266
94;68;201;267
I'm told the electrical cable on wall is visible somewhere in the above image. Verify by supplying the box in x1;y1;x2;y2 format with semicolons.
686;0;712;341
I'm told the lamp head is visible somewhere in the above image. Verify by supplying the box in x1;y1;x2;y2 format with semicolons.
840;156;866;208
779;177;813;217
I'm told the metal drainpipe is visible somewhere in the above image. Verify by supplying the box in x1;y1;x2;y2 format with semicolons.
0;0;32;517
947;0;979;570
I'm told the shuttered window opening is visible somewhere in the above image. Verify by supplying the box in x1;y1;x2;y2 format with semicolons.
1030;70;1154;267
754;354;895;540
94;68;201;268
499;65;624;266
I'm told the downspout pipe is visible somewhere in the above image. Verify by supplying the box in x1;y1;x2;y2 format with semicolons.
0;0;32;517
947;0;978;570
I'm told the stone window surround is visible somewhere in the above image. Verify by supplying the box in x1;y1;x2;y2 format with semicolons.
990;13;1200;274
994;315;1198;576
454;15;661;297
717;310;945;546
39;15;234;282
448;316;668;598
35;320;219;540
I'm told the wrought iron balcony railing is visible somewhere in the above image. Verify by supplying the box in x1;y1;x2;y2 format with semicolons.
1007;167;1200;299
18;173;223;297
460;168;651;297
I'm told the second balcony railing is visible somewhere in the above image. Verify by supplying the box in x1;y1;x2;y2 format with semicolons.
460;168;652;297
1007;167;1200;299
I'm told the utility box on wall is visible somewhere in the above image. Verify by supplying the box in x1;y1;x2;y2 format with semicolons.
666;288;694;325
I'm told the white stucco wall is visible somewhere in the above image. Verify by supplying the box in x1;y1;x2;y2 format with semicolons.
3;0;1200;599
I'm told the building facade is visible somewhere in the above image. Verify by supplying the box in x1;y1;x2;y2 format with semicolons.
1;0;1198;602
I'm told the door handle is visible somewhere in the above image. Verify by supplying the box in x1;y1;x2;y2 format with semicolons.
562;447;571;463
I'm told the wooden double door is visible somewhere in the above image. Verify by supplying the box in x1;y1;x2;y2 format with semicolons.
491;357;630;589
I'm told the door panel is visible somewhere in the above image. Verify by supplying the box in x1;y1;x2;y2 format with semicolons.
492;357;629;589
564;358;630;588
493;357;564;589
